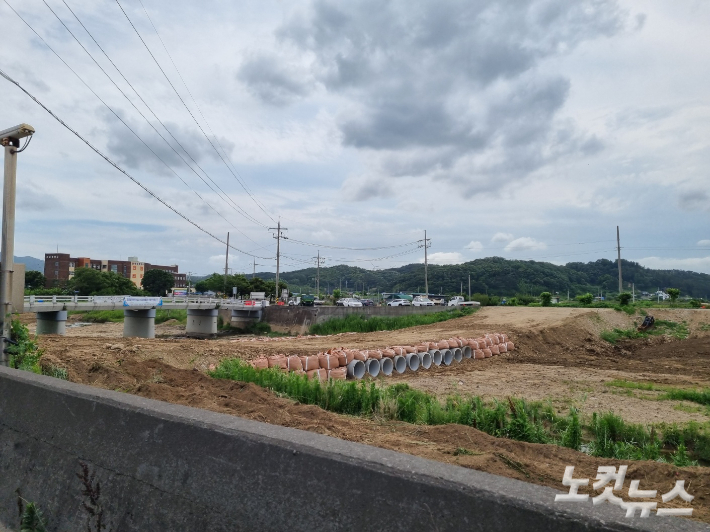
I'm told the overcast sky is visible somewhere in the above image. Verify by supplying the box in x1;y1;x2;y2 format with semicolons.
1;0;709;276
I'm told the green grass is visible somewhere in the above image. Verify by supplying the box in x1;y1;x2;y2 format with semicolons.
209;359;710;465
605;379;656;391
309;307;476;335
155;309;187;324
606;379;710;408
700;323;710;332
69;310;124;323
7;320;67;380
600;320;689;344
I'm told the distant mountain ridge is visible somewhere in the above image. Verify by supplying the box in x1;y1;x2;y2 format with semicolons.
251;257;710;298
14;256;44;272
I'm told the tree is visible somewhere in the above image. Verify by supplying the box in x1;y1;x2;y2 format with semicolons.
142;269;175;296
68;268;142;296
618;292;632;306
332;289;342;301
25;270;46;290
576;293;594;305
667;288;680;305
540;292;552;307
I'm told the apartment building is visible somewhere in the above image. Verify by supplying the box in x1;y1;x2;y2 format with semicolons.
44;253;186;289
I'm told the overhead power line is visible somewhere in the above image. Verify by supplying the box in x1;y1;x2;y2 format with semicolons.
114;0;276;225
0;67;273;261
285;238;421;251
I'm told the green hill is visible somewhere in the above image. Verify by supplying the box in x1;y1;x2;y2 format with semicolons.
253;257;710;298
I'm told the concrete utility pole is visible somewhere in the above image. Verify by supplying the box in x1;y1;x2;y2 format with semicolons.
268;221;287;301
468;274;471;300
617;225;622;294
420;230;431;296
224;232;230;295
252;257;262;279
313;251;324;297
0;124;34;366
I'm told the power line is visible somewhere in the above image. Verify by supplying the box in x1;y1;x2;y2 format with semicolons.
114;0;275;227
0;67;274;261
135;0;276;224
285;237;420;250
42;0;270;235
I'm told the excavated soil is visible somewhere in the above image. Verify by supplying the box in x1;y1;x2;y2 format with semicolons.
29;307;710;522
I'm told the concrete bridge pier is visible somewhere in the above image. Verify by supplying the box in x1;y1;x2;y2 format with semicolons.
186;309;218;337
35;311;67;335
123;309;155;339
230;308;262;330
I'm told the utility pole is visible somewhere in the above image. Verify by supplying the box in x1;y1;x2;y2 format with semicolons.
224;232;230;295
268;221;288;301
252;257;262;279
0;124;34;366
313;251;325;297
617;225;622;294
468;274;471;300
420;230;431;296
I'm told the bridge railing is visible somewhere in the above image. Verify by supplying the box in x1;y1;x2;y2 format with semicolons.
23;295;269;309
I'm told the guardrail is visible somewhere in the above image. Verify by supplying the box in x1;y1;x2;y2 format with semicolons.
23;295;269;310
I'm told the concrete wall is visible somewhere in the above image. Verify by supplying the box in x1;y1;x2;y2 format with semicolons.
1;262;25;312
263;305;446;334
0;367;700;532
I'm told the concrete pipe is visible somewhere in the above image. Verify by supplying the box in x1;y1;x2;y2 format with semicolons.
405;353;420;371
442;349;453;366
462;346;472;359
365;358;381;378
393;355;407;374
429;349;442;366
347;360;366;380
380;357;394;376
417;351;432;370
453;348;463;363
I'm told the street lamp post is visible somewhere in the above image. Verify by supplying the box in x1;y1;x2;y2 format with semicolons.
0;124;34;366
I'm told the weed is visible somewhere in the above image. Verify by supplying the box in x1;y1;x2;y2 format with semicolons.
605;379;656;391
309;307;476;335
77;462;111;532
671;443;698;467
7;320;43;374
600;320;689;344
70;310;124;323
561;409;582;451
453;447;479;456
155;309;187;324
700;323;710;332
18;497;47;532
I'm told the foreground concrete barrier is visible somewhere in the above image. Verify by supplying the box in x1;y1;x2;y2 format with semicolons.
0;367;702;531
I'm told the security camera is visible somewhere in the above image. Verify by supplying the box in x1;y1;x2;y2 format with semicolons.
0;124;35;146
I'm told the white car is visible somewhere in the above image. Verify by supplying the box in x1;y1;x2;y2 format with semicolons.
342;298;363;307
387;298;411;307
412;297;434;307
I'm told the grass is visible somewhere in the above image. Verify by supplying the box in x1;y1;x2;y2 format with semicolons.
309;307;476;335
209;359;710;465
69;309;188;324
7;320;67;380
600;320;689;344
701;323;710;332
606;379;710;408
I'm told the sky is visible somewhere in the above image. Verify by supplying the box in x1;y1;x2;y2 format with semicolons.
1;0;709;277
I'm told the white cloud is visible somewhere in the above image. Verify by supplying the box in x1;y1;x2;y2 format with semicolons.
491;232;514;243
209;255;227;266
504;237;547;252
636;256;710;275
421;252;464;265
698;240;710;247
465;241;483;252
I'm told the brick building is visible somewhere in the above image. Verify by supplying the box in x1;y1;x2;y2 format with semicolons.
44;253;186;289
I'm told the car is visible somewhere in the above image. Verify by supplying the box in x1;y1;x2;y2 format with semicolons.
360;299;375;306
336;298;345;306
412;296;434;307
342;298;363;307
387;298;411;307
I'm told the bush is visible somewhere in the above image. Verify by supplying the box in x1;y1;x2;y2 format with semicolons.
618;292;632;306
689;299;702;309
576;293;594;305
540;292;552;307
667;288;680;305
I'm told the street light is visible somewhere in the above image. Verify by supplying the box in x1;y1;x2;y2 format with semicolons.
1;124;35;366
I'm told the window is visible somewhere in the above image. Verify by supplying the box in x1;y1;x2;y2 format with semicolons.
54;270;58;277
133;265;136;270
132;274;136;278
111;265;117;273
54;261;59;266
69;262;75;267
140;266;143;271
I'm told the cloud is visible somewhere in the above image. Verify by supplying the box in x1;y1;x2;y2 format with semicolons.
491;232;514;243
422;252;464;265
17;181;62;211
209;254;226;266
312;230;335;241
678;190;710;211
504;237;547;251
465;241;483;252
271;0;626;195
341;175;394;201
237;52;315;106
698;240;710;247
636;256;710;276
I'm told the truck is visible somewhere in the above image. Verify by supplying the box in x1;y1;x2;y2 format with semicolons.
447;296;481;308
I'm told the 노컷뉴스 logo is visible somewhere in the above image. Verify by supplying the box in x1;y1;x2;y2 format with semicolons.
555;466;693;517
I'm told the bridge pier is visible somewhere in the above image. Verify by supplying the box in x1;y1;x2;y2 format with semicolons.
186;309;218;337
123;309;155;339
230;308;262;330
35;311;67;335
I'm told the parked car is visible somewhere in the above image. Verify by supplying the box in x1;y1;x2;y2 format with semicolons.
342;298;363;307
336;298;345;306
412;296;434;307
387;298;411;307
360;299;375;306
447;296;480;307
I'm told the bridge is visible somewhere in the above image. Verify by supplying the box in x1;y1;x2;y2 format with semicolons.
23;295;268;338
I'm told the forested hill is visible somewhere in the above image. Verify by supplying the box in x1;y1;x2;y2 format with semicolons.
254;258;710;298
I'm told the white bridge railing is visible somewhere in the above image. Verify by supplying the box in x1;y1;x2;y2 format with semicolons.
23;295;269;309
